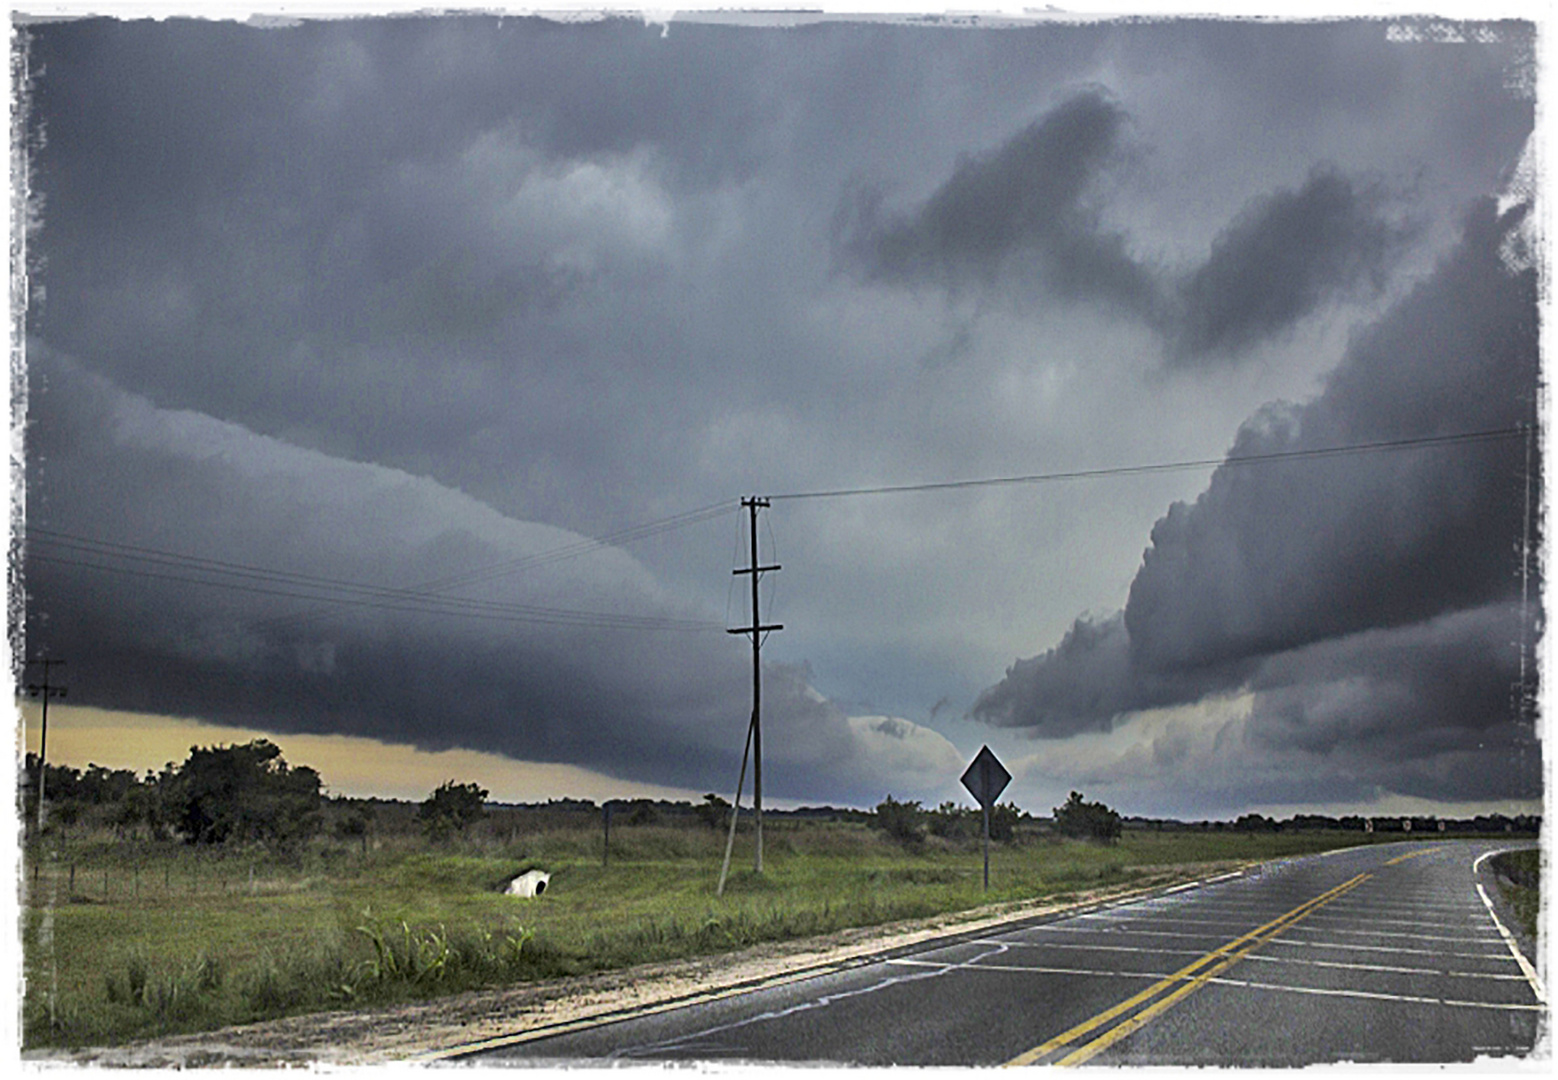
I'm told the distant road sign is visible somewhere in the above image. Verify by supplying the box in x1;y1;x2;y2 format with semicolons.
961;745;1011;809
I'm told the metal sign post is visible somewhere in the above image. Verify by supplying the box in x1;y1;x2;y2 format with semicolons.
961;745;1011;891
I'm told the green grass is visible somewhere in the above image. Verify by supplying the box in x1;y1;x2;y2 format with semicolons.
1490;848;1540;943
18;823;1420;1049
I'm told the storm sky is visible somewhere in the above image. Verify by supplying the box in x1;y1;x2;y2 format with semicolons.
15;13;1544;817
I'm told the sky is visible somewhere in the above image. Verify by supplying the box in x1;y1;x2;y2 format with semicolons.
12;9;1547;820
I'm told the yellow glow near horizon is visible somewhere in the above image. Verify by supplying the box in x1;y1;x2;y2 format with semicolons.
16;702;709;804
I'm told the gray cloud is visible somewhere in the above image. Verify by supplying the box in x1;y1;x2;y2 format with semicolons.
1166;167;1416;363
838;88;1160;314
22;347;959;803
1128;199;1537;671
970;612;1252;737
972;199;1540;800
840;94;1421;364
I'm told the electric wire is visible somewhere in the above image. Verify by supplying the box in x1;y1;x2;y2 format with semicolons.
766;426;1525;501
25;550;723;632
24;503;738;633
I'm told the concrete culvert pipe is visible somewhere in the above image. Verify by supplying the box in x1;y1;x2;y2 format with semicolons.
506;869;550;897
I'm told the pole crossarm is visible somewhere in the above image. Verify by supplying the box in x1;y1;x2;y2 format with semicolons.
728;495;780;875
25;657;68;837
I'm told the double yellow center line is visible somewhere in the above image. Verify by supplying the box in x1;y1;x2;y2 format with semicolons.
1006;872;1373;1067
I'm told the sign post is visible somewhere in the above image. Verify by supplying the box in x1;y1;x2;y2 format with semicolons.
961;745;1011;891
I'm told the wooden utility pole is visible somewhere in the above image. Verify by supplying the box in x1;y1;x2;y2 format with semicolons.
729;497;781;873
26;657;67;837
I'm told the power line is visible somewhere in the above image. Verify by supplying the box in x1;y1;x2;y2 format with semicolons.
254;500;737;634
26;551;723;632
25;508;735;633
767;426;1526;502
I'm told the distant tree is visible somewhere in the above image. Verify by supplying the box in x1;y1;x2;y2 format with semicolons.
420;780;489;840
1053;791;1122;844
696;793;731;829
872;795;925;846
334;799;376;854
624;799;660;825
1235;813;1279;832
166;740;323;849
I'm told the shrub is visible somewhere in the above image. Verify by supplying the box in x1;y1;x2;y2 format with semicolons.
1053;791;1122;844
872;796;925;845
420;781;488;840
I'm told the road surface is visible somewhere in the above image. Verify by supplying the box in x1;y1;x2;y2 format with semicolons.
463;840;1545;1066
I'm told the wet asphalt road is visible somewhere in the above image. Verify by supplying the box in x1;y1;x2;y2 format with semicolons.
464;840;1544;1067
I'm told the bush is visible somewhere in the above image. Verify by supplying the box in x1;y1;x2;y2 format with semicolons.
872;796;925;845
165;741;322;850
696;793;731;829
1053;791;1122;844
420;781;488;840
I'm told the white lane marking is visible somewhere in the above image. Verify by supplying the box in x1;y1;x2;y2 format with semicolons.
1031;924;1280;943
1265;937;1515;961
1240;953;1531;981
1471;849;1546;1005
1126;898;1481;920
1277;924;1503;945
972;938;1213;959
608;941;1018;1059
1087;911;1491;935
926;950;1529;985
1301;912;1493;932
889;957;1173;980
1163;881;1199;895
971;939;1525;981
1206;975;1545;1012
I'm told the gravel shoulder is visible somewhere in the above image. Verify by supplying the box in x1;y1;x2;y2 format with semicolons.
32;868;1226;1067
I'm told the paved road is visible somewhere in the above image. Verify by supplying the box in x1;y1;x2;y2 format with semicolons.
466;840;1545;1066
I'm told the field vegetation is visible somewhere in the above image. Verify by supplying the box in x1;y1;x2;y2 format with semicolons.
1490;847;1541;943
19;743;1540;1051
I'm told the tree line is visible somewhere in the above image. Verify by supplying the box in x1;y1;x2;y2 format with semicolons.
22;741;1538;853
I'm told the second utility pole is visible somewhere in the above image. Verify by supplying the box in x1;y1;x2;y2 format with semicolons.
730;496;781;873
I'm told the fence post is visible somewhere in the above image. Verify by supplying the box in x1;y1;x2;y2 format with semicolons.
69;863;75;894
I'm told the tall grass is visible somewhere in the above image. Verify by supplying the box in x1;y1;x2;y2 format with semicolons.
21;820;1391;1050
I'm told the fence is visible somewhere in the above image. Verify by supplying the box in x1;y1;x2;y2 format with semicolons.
24;852;300;906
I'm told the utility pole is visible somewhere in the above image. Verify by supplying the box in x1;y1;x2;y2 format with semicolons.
25;658;67;838
729;497;781;873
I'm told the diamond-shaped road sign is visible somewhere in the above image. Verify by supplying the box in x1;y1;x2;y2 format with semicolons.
961;745;1011;810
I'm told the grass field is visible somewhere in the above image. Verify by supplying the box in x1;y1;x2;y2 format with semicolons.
19;819;1433;1049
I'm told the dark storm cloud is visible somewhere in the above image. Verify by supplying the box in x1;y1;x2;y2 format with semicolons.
970;612;1252;737
1128;199;1537;672
840;94;1419;362
839;88;1160;314
24;17;796;532
973;198;1540;799
21;347;958;802
1238;603;1541;802
1167;168;1416;363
